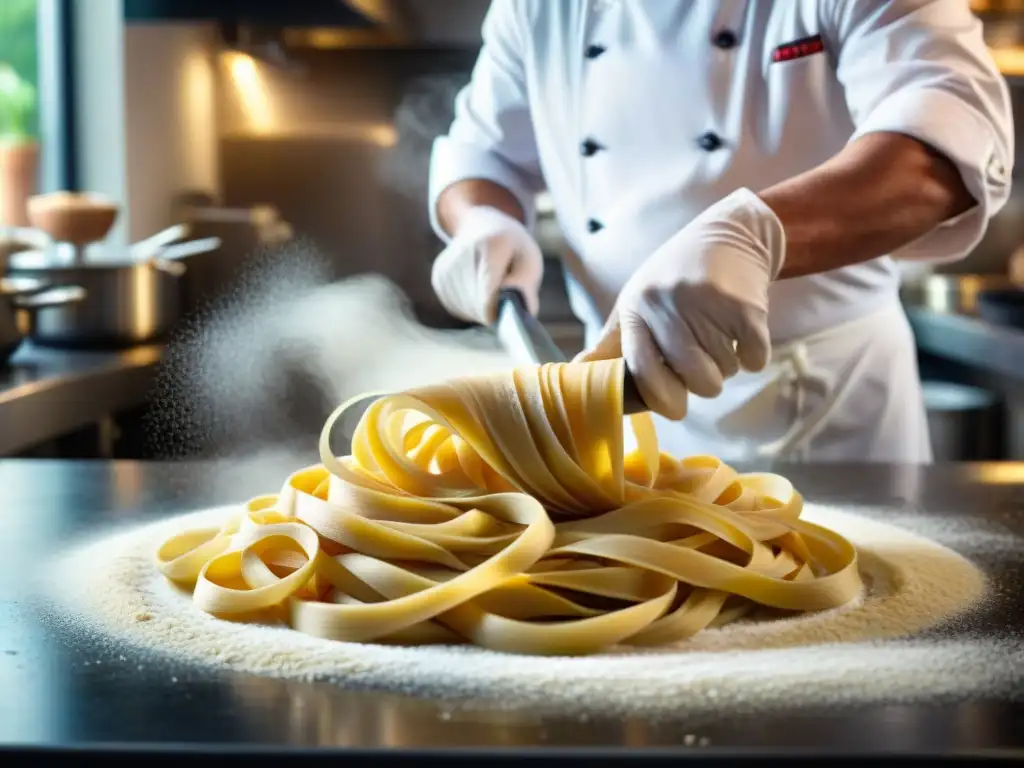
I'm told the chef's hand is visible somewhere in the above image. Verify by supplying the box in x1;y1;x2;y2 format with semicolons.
431;206;543;325
575;188;786;420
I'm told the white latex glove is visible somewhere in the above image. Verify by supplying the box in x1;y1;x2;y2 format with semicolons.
576;188;786;420
430;206;543;325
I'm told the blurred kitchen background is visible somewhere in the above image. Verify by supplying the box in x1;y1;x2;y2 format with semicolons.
1;0;1024;462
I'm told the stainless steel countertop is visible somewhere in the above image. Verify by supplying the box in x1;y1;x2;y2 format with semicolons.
0;459;1022;760
0;343;162;455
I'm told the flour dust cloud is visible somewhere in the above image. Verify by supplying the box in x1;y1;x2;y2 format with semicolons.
145;239;512;464
144;73;487;462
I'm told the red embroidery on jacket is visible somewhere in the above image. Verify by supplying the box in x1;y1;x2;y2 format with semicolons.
772;34;825;63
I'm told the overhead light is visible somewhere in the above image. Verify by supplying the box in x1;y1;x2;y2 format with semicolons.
219;23;307;77
221;51;274;134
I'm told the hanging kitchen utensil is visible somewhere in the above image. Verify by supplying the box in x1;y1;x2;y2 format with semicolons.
6;232;221;348
0;276;86;364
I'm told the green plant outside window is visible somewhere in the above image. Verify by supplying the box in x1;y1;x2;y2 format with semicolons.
0;0;37;144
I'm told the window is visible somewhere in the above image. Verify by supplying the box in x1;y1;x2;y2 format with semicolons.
0;0;38;140
0;0;39;226
0;0;77;222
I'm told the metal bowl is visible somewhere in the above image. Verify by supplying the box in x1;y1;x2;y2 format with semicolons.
27;192;119;252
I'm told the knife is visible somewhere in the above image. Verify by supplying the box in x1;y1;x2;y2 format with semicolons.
328;287;650;450
495;287;647;415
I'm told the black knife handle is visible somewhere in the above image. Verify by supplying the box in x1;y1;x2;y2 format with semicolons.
497;288;648;415
621;369;647;416
497;286;529;317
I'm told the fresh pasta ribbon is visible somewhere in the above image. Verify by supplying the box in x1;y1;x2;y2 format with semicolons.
156;359;862;655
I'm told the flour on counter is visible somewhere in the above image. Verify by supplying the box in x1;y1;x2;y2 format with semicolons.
38;503;1019;717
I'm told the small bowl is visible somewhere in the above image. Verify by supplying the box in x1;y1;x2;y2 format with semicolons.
27;192;119;248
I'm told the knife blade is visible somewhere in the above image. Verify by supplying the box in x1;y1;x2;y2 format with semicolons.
494;288;647;415
327;287;650;451
494;287;567;367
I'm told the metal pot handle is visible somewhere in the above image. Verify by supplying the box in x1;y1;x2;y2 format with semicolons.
149;258;188;277
146;236;222;277
0;225;53;249
11;285;87;310
131;223;191;260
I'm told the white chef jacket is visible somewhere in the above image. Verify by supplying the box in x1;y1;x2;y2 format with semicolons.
428;0;1014;463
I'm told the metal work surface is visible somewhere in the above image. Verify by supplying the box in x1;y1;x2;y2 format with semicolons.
0;343;162;455
0;459;1022;761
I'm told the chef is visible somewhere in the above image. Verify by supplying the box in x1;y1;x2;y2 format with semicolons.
427;0;1013;463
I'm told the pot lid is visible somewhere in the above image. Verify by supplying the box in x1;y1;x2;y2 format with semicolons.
0;275;49;297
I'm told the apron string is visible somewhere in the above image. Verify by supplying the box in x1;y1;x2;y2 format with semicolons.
756;300;902;461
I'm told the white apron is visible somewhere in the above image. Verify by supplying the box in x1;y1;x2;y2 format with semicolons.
596;297;933;464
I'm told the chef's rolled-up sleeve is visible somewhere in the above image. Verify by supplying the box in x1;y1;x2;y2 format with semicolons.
429;0;544;242
827;0;1014;262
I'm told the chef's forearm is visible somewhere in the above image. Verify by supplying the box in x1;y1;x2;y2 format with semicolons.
759;132;976;280
435;179;526;238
